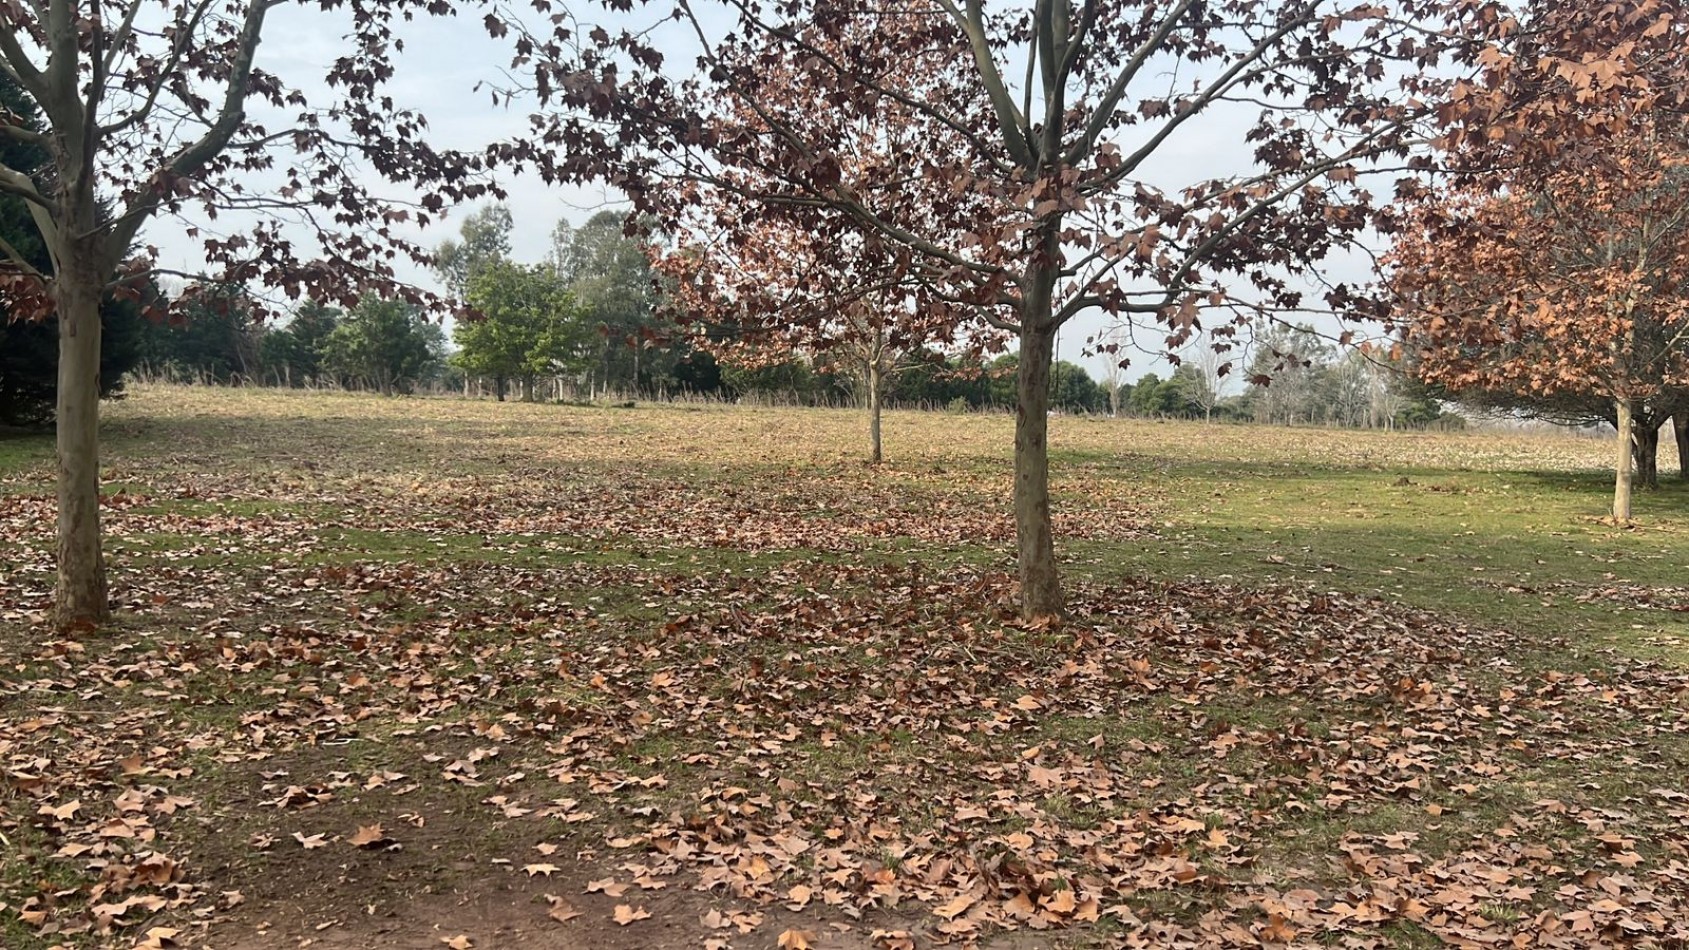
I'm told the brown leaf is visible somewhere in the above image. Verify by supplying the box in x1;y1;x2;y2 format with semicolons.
348;824;391;849
934;892;977;920
586;877;628;897
545;894;581;923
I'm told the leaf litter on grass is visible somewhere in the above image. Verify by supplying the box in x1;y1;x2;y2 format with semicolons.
3;386;1689;947
4;551;1689;947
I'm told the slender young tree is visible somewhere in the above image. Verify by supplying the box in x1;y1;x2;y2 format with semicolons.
0;0;499;628
512;0;1506;617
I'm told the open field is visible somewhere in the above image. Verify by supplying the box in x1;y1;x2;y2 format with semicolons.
3;385;1688;948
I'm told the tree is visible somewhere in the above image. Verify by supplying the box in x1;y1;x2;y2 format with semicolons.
654;25;996;462
1098;329;1129;418
1247;324;1336;426
1392;3;1689;521
1128;372;1174;417
1051;361;1105;414
1187;348;1230;423
664;210;977;462
519;0;1501;617
436;205;514;299
456;262;588;401
260;301;342;387
136;284;264;383
0;74;141;427
554;211;675;396
0;0;498;627
323;298;446;396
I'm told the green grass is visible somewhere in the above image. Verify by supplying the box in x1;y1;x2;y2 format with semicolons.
1062;458;1689;663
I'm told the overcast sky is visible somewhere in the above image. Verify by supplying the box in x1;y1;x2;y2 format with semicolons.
141;1;1390;389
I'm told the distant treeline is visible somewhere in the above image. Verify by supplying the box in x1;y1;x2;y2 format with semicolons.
124;302;1455;431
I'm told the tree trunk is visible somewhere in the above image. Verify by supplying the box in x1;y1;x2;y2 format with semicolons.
54;263;109;629
1014;318;1063;619
1632;412;1660;490
1614;398;1634;522
867;362;883;465
522;376;535;402
1676;412;1689;483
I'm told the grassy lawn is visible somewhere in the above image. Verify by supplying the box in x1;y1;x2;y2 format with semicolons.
2;385;1687;949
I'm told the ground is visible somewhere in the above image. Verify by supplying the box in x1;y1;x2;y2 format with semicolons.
2;386;1688;949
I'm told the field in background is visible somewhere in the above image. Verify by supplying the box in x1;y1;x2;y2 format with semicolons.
2;386;1687;948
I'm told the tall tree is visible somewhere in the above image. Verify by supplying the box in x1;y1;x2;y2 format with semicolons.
135;283;264;383
515;0;1505;617
654;21;995;462
0;0;498;627
259;300;343;387
1391;1;1689;521
663;217;984;464
554;210;670;396
435;204;515;298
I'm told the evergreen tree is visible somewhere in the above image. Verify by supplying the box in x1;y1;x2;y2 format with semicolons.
134;285;262;383
322;298;445;395
259;300;341;386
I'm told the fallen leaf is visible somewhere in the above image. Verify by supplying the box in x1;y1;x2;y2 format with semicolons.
934;892;977;920
348;824;392;849
545;894;581;922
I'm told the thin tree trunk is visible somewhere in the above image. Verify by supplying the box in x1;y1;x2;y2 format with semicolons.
522;376;535;402
1632;411;1660;490
867;362;883;465
1676;412;1689;483
1614;398;1634;521
55;265;109;629
1014;318;1063;619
